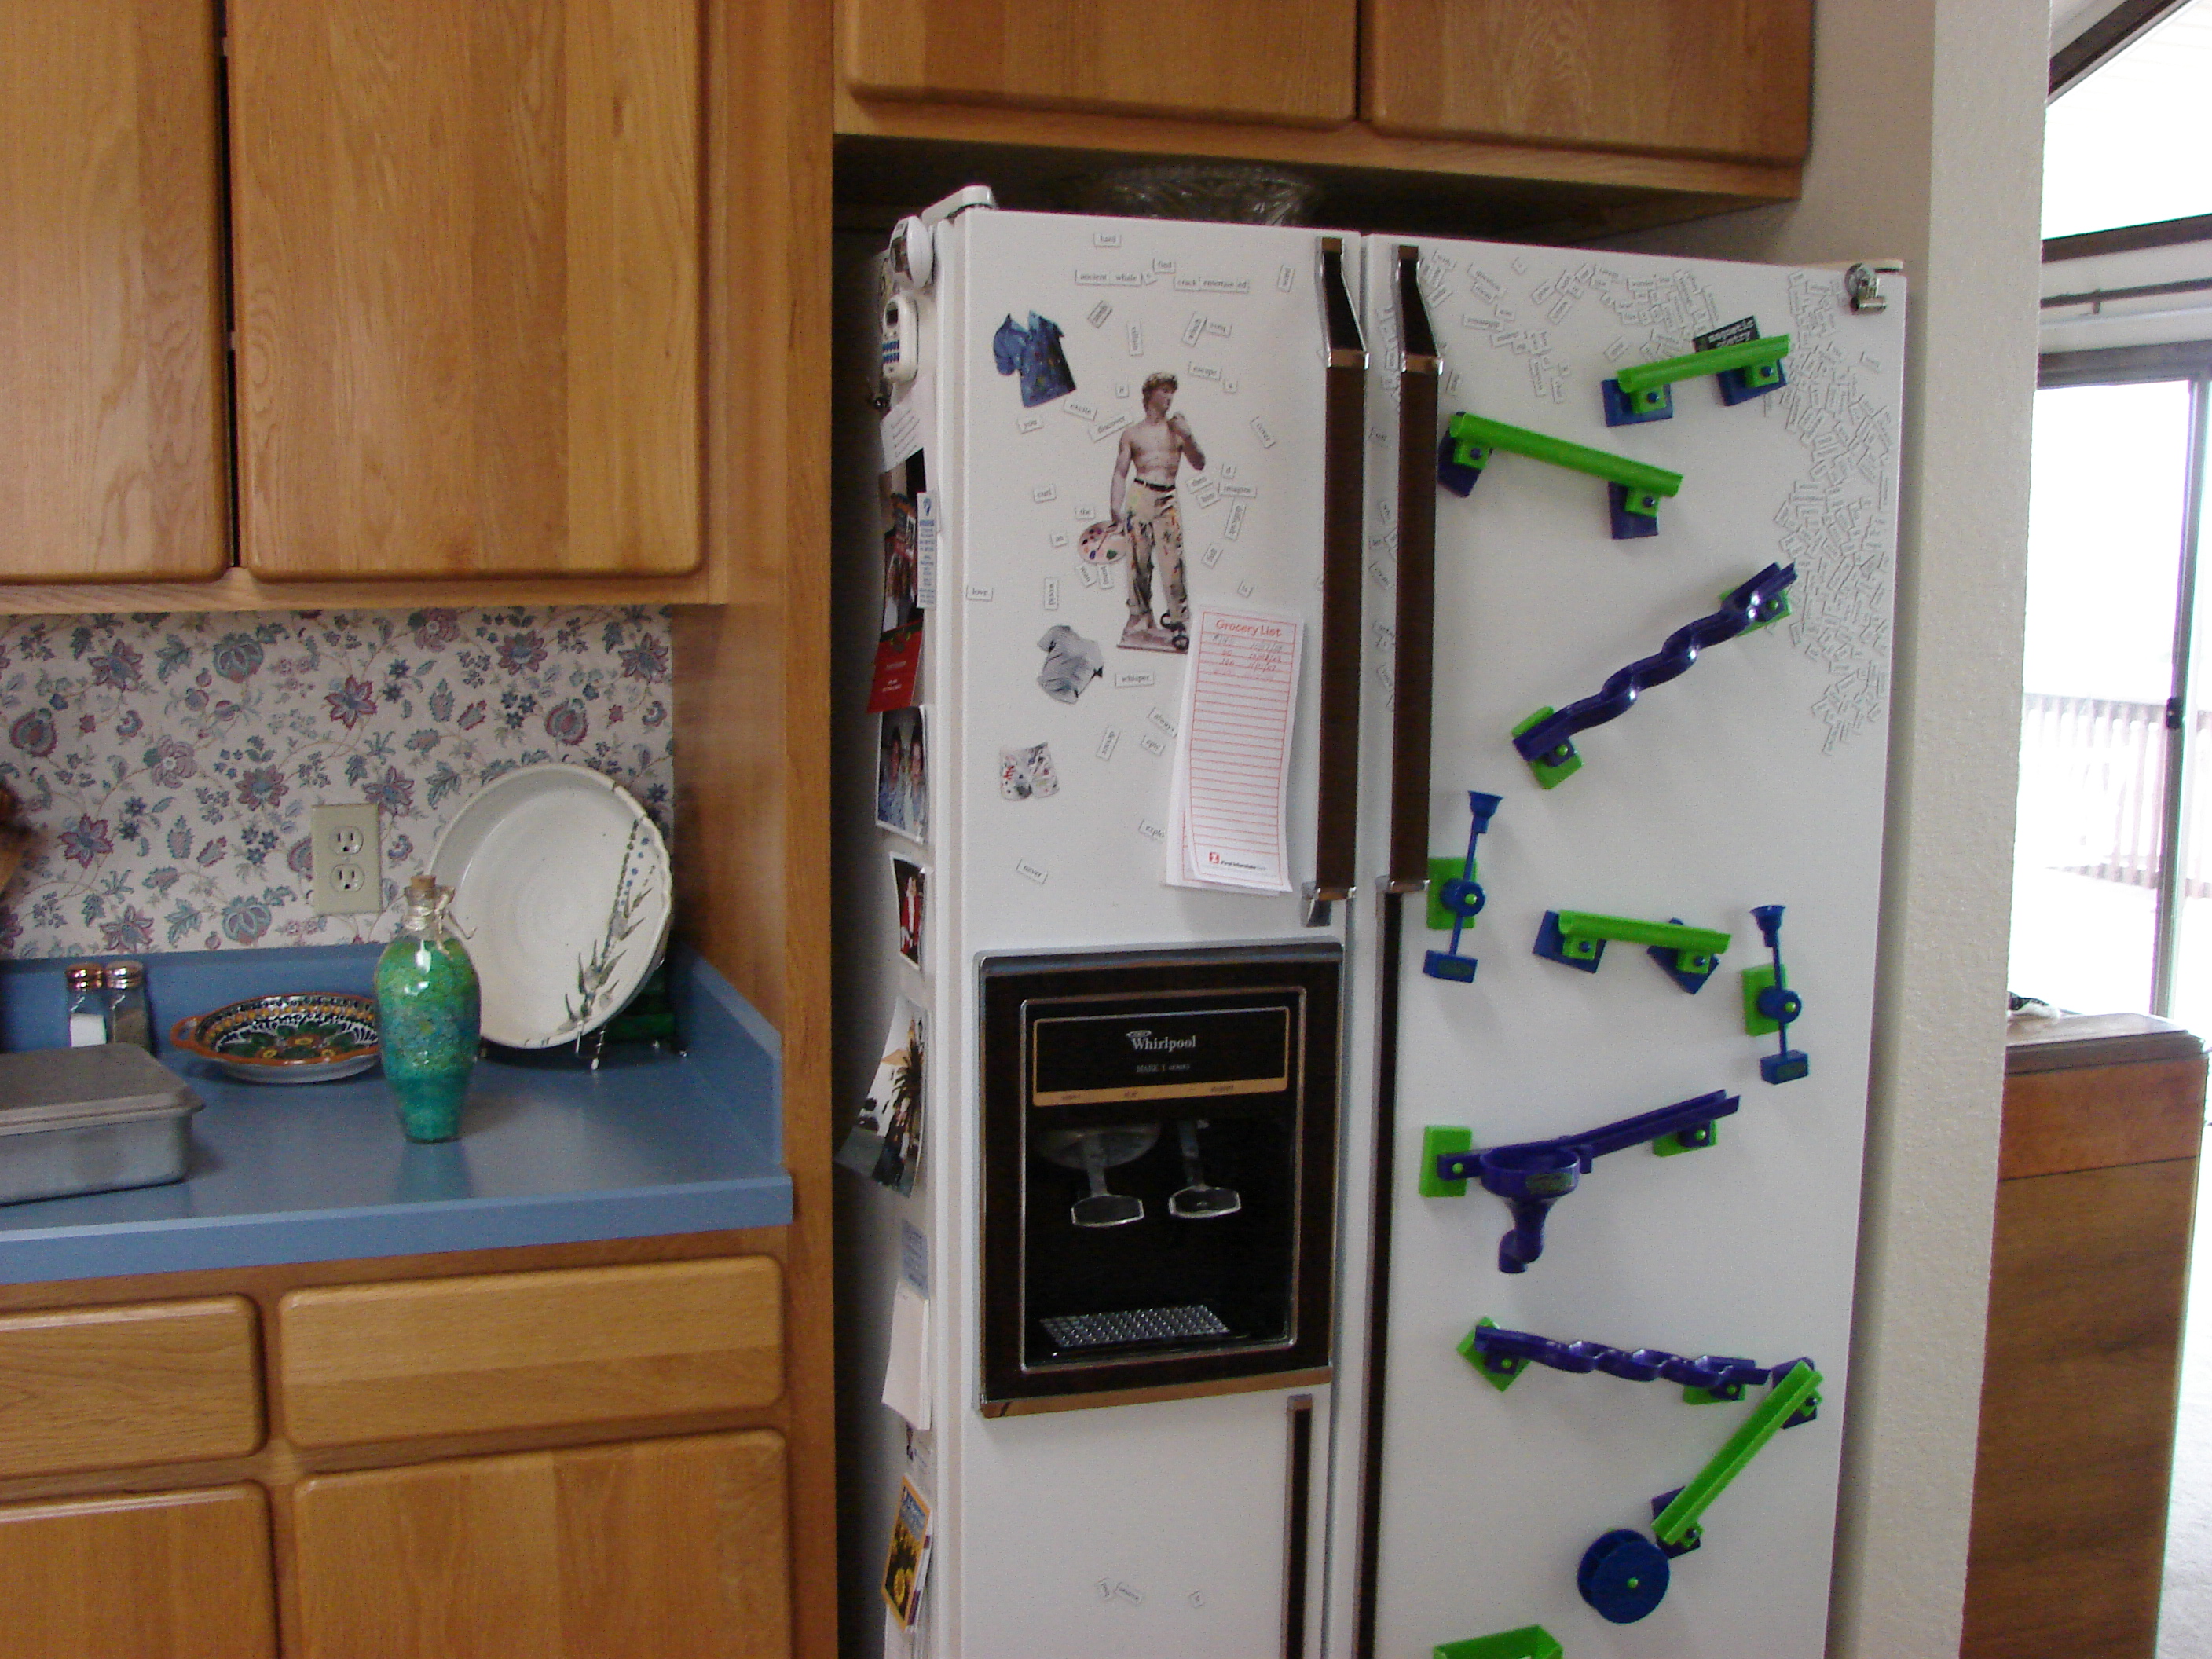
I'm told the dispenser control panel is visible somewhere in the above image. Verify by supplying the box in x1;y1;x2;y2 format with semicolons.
977;943;1342;1415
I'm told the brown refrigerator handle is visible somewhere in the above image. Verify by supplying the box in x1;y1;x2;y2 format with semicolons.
1387;246;1441;893
1307;236;1368;927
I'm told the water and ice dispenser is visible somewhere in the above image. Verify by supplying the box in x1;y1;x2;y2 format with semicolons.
976;945;1342;1415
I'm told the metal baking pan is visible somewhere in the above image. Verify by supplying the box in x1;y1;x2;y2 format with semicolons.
0;1045;202;1205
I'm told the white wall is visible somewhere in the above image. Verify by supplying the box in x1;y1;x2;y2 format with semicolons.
1610;1;2047;1653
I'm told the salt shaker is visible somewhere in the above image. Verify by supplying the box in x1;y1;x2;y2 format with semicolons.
105;959;151;1051
65;963;108;1046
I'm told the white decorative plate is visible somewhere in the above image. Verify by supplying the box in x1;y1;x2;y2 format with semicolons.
428;764;672;1049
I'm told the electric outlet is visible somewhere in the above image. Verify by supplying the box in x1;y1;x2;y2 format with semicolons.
310;804;382;916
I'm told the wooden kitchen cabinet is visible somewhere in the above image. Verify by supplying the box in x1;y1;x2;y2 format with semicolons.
1362;0;1812;163
291;1432;790;1659
0;0;229;584
833;0;1811;229
1963;1016;2208;1658
0;1296;261;1478
228;0;704;581
277;1258;783;1446
0;1485;277;1659
841;0;1357;125
0;1238;822;1657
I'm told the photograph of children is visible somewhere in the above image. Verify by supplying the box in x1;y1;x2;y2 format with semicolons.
881;1478;933;1630
868;454;925;712
835;997;927;1196
892;856;926;969
876;707;927;843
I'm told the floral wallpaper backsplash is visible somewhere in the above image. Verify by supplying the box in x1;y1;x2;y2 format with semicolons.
0;608;674;959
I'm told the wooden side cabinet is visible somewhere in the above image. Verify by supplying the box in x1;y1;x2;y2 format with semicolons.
228;0;705;581
1962;1015;2207;1659
0;1485;276;1659
0;0;230;583
1362;0;1812;163
841;0;1357;125
291;1432;789;1659
0;1242;811;1658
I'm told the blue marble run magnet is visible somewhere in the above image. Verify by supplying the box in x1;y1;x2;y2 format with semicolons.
1511;563;1797;788
1423;792;1502;983
1426;1090;1740;1273
1742;903;1809;1083
1461;1319;1810;1404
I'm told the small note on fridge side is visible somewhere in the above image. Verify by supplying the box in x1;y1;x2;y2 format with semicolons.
1165;606;1303;894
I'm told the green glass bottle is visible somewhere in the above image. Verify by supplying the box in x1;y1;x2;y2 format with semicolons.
375;874;480;1143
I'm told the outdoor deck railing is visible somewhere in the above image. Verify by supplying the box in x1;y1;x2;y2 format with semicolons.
2016;690;2202;893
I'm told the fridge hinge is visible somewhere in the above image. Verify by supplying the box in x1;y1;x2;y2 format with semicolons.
1844;261;1904;314
1302;883;1345;928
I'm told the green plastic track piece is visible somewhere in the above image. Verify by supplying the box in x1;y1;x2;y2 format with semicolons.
1652;1119;1721;1158
1652;1361;1825;1551
1552;911;1731;972
1458;1317;1525;1394
1429;856;1467;931
1444;412;1684;500
1743;964;1788;1035
1615;334;1792;396
1421;1125;1474;1198
1434;1624;1563;1659
1512;707;1582;788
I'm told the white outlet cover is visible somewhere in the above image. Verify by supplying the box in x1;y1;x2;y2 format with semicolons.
309;804;382;915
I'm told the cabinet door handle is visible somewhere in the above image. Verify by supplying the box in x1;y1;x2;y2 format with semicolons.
1387;246;1441;894
1308;236;1368;926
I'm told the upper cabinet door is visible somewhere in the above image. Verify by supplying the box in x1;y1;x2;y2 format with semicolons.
230;0;703;580
1364;0;1811;163
0;0;229;583
842;0;1357;125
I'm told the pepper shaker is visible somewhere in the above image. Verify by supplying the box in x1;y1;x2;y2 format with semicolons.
105;959;151;1051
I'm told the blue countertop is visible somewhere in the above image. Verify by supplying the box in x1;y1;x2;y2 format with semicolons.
0;942;789;1282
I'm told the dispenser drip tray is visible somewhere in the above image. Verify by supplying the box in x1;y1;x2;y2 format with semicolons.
1042;1303;1231;1353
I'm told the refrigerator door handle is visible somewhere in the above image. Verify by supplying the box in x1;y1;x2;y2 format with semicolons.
1386;246;1441;895
1306;236;1369;928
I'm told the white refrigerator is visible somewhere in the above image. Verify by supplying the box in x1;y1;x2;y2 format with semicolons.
833;195;1905;1659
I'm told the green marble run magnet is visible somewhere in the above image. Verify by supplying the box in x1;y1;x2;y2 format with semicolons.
1435;412;1684;540
1533;910;1731;994
1575;1361;1825;1624
1603;334;1792;426
1433;1627;1562;1659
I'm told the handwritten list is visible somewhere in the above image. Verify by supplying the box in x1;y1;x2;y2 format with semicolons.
1166;606;1303;894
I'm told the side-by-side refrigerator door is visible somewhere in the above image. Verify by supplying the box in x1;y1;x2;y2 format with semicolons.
1338;237;1906;1657
912;209;1369;1659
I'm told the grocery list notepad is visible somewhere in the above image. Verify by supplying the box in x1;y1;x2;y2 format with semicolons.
1166;606;1303;893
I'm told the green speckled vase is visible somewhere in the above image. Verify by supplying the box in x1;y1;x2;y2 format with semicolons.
375;875;480;1143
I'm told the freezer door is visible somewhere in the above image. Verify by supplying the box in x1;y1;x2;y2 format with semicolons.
932;209;1367;956
1338;236;1906;1657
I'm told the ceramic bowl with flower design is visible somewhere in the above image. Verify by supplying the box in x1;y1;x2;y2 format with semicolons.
169;993;380;1084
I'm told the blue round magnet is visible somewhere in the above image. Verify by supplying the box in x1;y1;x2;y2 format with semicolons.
1577;1528;1670;1624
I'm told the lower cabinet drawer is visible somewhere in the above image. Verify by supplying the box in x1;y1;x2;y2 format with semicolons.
290;1432;790;1659
0;1296;262;1478
276;1256;783;1446
0;1483;276;1659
